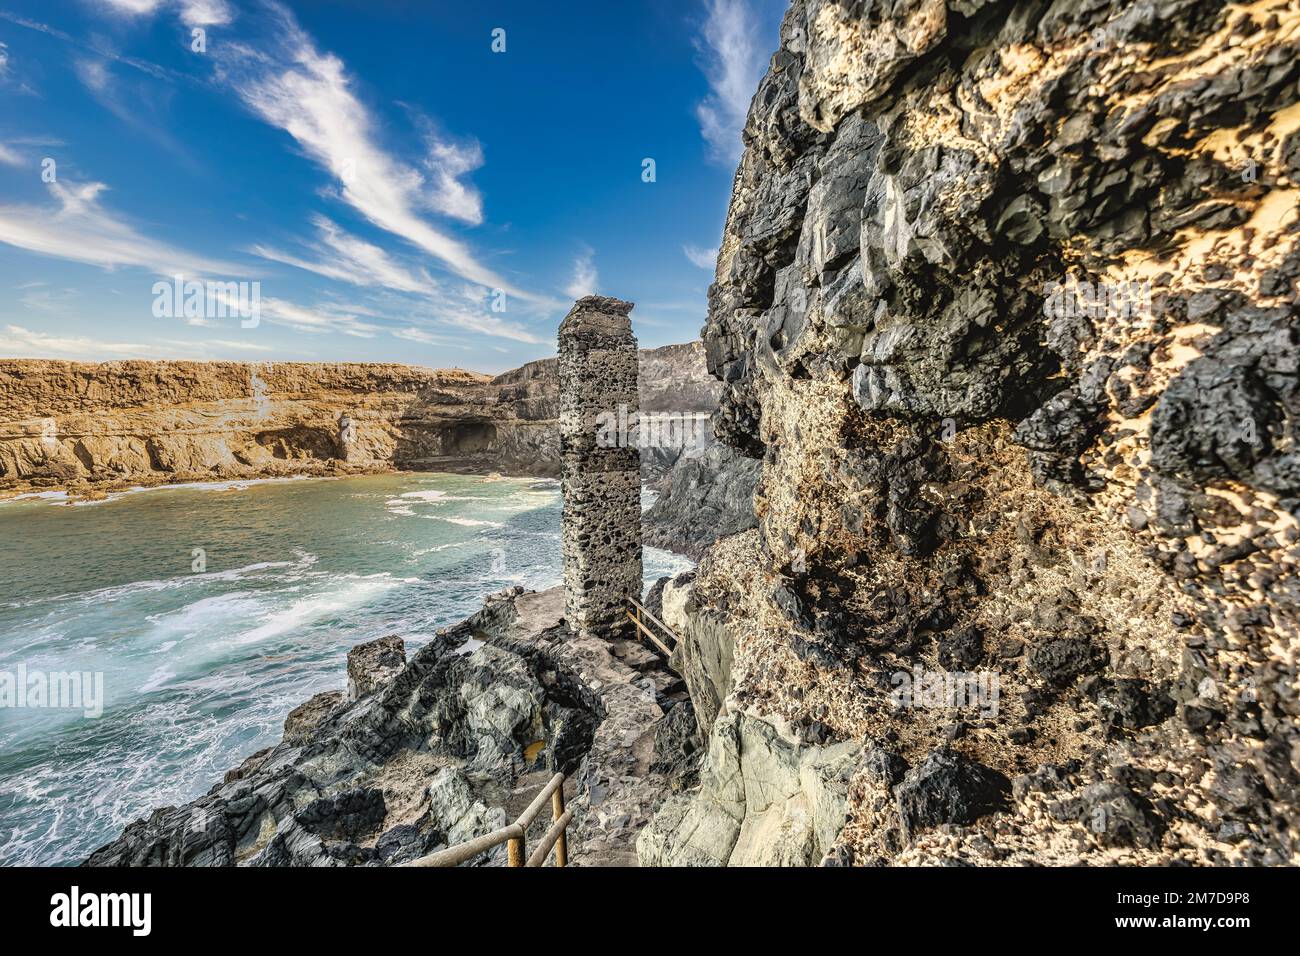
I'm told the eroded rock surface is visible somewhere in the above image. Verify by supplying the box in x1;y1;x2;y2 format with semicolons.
648;0;1300;866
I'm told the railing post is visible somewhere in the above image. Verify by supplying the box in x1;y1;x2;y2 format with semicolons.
552;787;568;868
508;835;524;867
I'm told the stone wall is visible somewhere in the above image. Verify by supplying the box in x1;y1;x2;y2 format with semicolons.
559;296;644;640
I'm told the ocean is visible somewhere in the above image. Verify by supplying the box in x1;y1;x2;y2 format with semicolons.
0;472;691;866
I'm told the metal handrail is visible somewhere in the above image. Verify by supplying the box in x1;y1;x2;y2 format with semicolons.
402;771;570;868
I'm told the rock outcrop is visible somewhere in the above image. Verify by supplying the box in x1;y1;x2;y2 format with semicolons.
642;443;762;558
86;586;688;867
647;0;1300;866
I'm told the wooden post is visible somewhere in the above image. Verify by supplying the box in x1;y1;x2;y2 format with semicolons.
507;835;524;867
552;787;568;868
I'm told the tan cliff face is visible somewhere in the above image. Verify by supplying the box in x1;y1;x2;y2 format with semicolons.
0;342;722;495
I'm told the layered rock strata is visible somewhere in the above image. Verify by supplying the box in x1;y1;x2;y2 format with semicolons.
647;0;1300;866
0;342;740;496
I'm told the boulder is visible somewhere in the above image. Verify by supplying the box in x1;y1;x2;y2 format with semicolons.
346;636;406;702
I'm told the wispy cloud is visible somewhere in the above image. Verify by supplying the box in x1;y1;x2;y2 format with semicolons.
74;56;111;94
563;247;598;300
252;218;549;344
683;243;718;269
0;324;272;360
251;215;436;295
0;143;23;167
73;55;196;161
216;4;538;302
443;309;546;345
96;0;167;16
694;0;775;164
18;284;81;314
0;179;246;277
392;326;456;348
256;297;380;338
410;281;547;345
0;10;174;82
177;0;234;26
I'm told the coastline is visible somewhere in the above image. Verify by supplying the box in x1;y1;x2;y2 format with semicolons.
0;459;559;504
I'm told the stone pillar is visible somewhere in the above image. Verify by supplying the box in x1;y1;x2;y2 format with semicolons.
559;295;642;640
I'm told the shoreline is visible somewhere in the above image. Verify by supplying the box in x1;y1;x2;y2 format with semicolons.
0;459;560;505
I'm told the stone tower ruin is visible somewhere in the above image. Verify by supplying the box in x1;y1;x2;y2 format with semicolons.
559;295;643;640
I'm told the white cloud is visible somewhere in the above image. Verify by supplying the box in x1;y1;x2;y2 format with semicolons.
0;324;271;360
694;0;773;164
0;178;246;278
392;327;453;347
97;0;168;15
18;284;80;313
256;297;380;338
177;0;233;26
0;41;9;77
0;10;173;82
445;310;545;345
206;339;273;351
0;143;23;167
252;218;547;344
683;244;718;269
217;6;538;302
421;137;485;225
96;0;233;27
73;55;195;160
74;57;111;94
563;248;598;300
419;282;547;345
251;215;436;295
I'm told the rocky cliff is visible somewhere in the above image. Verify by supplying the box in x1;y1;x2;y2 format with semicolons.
0;342;742;503
86;586;690;867
642;0;1300;865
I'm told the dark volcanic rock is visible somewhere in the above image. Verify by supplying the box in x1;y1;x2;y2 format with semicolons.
895;749;1011;838
655;0;1300;868
1050;782;1167;850
1097;678;1176;734
1028;637;1106;687
85;588;677;868
642;443;760;558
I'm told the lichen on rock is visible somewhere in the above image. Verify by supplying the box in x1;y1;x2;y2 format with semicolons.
650;0;1300;866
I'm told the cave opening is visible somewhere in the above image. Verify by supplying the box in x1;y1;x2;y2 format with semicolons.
442;421;497;455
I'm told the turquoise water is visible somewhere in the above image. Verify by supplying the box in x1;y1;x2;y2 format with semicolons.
0;472;690;866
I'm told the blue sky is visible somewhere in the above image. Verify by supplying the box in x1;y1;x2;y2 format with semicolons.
0;0;784;373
